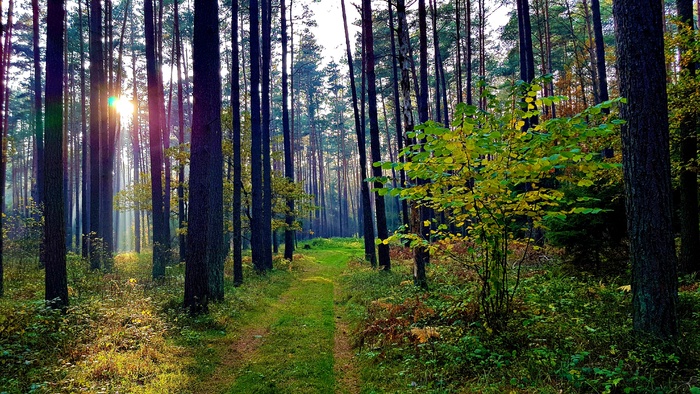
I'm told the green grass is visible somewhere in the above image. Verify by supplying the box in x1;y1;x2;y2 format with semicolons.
4;237;697;393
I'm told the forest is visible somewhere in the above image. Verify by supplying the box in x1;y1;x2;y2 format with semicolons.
0;0;699;392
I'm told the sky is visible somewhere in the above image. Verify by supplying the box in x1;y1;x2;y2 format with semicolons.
306;0;513;67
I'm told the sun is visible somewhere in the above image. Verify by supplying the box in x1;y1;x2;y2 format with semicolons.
108;96;134;116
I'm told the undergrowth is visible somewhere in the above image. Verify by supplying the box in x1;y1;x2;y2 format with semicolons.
0;250;297;393
340;244;700;393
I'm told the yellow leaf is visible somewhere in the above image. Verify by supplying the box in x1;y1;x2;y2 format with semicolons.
423;220;431;227
618;285;631;292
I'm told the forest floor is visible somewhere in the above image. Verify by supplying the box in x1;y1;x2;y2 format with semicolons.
188;244;361;393
2;238;700;393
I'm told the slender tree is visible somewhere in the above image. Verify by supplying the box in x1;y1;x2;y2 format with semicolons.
45;0;68;310
32;0;44;209
249;0;265;272
389;1;408;227
363;0;391;270
232;0;243;285
342;0;376;265
145;0;167;279
676;0;699;274
130;6;141;253
174;0;186;261
79;0;89;258
0;0;6;297
261;0;273;269
88;0;104;269
614;0;678;338
281;0;295;260
415;0;430;282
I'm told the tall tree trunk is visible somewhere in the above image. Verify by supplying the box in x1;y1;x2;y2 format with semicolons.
582;0;600;104
363;0;390;269
415;0;430;283
613;0;678;339
342;0;376;265
32;0;44;209
145;0;167;279
281;0;295;261
544;0;555;116
516;0;538;128
185;0;222;312
389;1;409;227
261;0;273;269
250;0;265;272
677;0;699;274
231;0;243;284
174;0;186;261
88;0;104;269
79;0;89;257
591;0;608;104
0;0;8;297
130;6;141;253
101;0;114;259
45;0;68;310
465;0;473;105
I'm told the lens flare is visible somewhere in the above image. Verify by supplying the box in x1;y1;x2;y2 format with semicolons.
109;96;134;115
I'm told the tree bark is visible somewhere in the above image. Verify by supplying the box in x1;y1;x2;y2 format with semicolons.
676;0;699;274
88;0;103;269
389;1;409;227
45;0;68;310
145;0;167;279
261;0;273;269
281;0;295;261
342;0;376;265
185;0;222;312
32;0;44;209
249;0;265;272
231;0;243;285
130;6;141;253
613;0;679;338
363;0;391;270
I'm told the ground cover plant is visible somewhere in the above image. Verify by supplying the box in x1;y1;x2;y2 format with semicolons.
340;243;700;393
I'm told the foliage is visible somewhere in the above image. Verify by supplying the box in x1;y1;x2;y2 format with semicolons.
382;80;623;327
342;247;700;393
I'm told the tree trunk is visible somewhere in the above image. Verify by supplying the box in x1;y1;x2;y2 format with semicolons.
79;0;89;258
676;0;699;274
231;0;243;285
0;0;9;297
415;0;430;282
613;0;678;338
249;0;265;272
88;0;103;269
174;0;186;261
262;0;273;269
342;0;376;265
281;0;295;261
32;0;44;209
145;0;167;279
130;6;141;253
45;0;68;310
185;0;222;312
389;1;409;227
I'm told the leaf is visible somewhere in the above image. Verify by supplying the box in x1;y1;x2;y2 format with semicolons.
617;285;631;292
577;179;594;187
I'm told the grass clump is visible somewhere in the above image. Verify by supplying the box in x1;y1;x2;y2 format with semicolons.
341;244;700;393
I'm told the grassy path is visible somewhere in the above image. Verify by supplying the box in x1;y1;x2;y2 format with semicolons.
193;245;361;394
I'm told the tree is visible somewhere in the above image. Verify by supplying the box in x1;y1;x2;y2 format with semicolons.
415;0;430;285
32;0;44;210
185;0;222;312
44;0;68;309
145;0;167;279
261;0;273;270
363;0;390;270
613;0;678;338
282;0;295;261
676;0;699;274
88;0;104;269
232;0;243;285
342;0;376;265
250;0;265;272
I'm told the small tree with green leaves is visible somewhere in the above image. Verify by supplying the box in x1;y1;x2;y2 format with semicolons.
382;81;623;330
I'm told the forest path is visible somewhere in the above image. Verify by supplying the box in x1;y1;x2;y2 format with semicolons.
196;246;361;394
